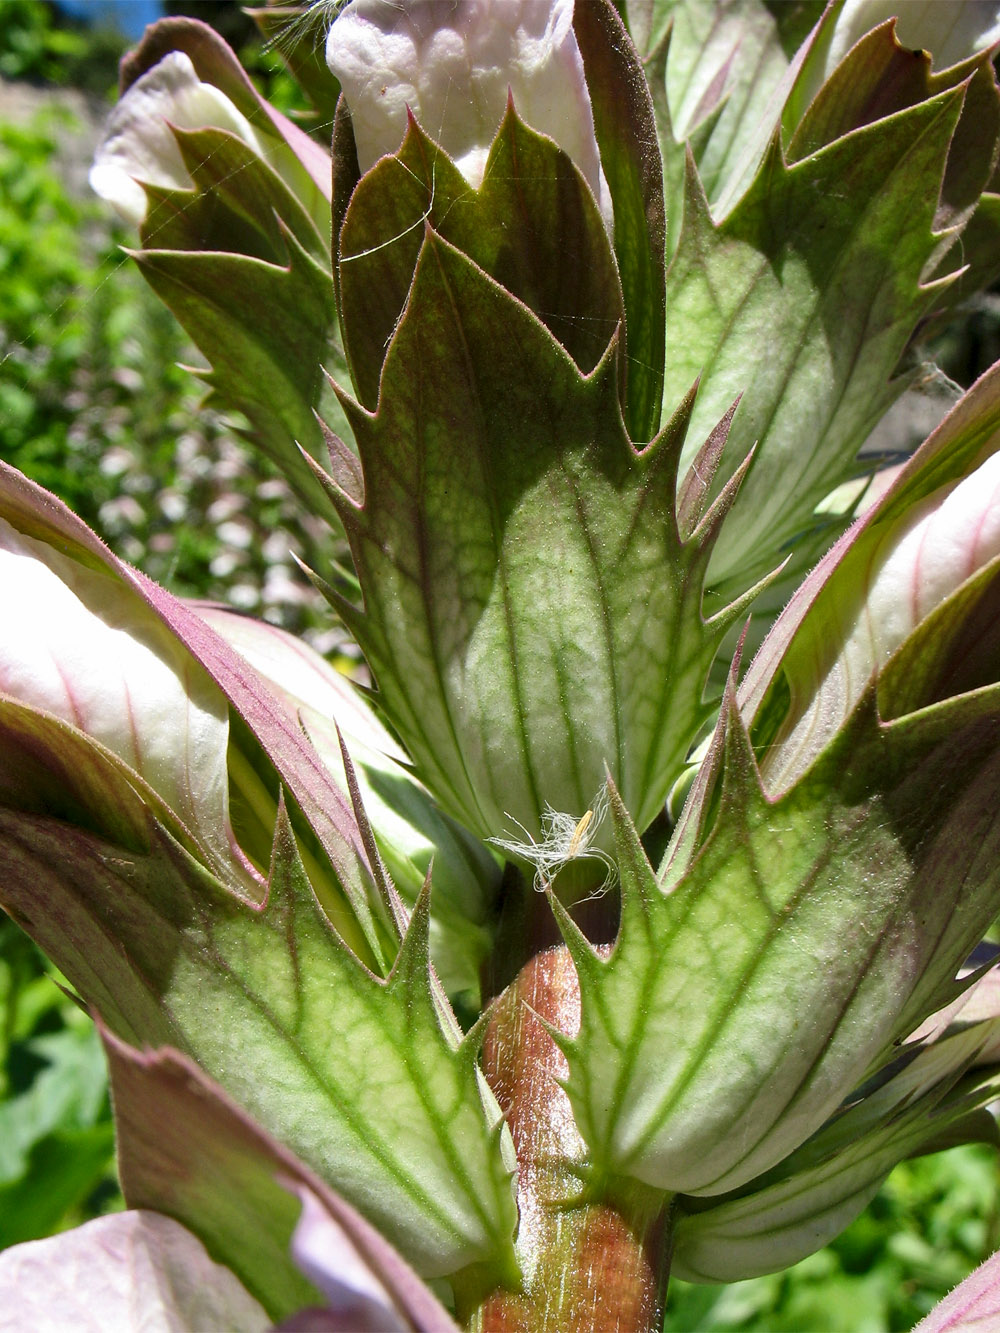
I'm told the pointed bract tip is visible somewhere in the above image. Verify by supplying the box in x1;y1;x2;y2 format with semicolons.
545;883;603;971
335;721;407;940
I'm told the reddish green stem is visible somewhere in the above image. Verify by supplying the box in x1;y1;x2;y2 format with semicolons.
466;944;672;1333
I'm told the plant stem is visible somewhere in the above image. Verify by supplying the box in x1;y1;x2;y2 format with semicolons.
470;942;673;1333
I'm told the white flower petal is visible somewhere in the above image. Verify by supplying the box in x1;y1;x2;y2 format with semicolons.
288;1185;409;1332
327;0;607;214
0;1212;269;1333
0;516;233;870
767;447;1000;786
89;50;266;225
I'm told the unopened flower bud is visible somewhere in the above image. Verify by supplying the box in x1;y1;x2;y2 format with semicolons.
326;0;608;215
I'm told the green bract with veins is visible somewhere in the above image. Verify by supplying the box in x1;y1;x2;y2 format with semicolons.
0;466;519;1301
323;108;754;848
4;1;1000;1330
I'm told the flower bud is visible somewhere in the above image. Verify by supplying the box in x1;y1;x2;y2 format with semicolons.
0;503;242;886
87;18;341;529
90;19;331;233
821;0;1000;82
90;51;266;226
757;417;1000;790
326;0;608;216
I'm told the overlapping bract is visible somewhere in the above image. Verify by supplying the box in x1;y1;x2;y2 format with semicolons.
630;0;1000;625
322;108;752;849
91;18;351;521
0;465;517;1290
555;366;1000;1272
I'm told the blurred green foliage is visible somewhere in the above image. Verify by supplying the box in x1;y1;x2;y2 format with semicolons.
0;3;998;1326
665;1145;1000;1331
0;0;122;94
0;918;118;1245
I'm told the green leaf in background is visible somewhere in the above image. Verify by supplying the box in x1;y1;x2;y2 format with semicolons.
0;1123;116;1250
0;932;117;1251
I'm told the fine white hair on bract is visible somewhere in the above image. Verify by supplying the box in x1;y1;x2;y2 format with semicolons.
488;787;617;894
